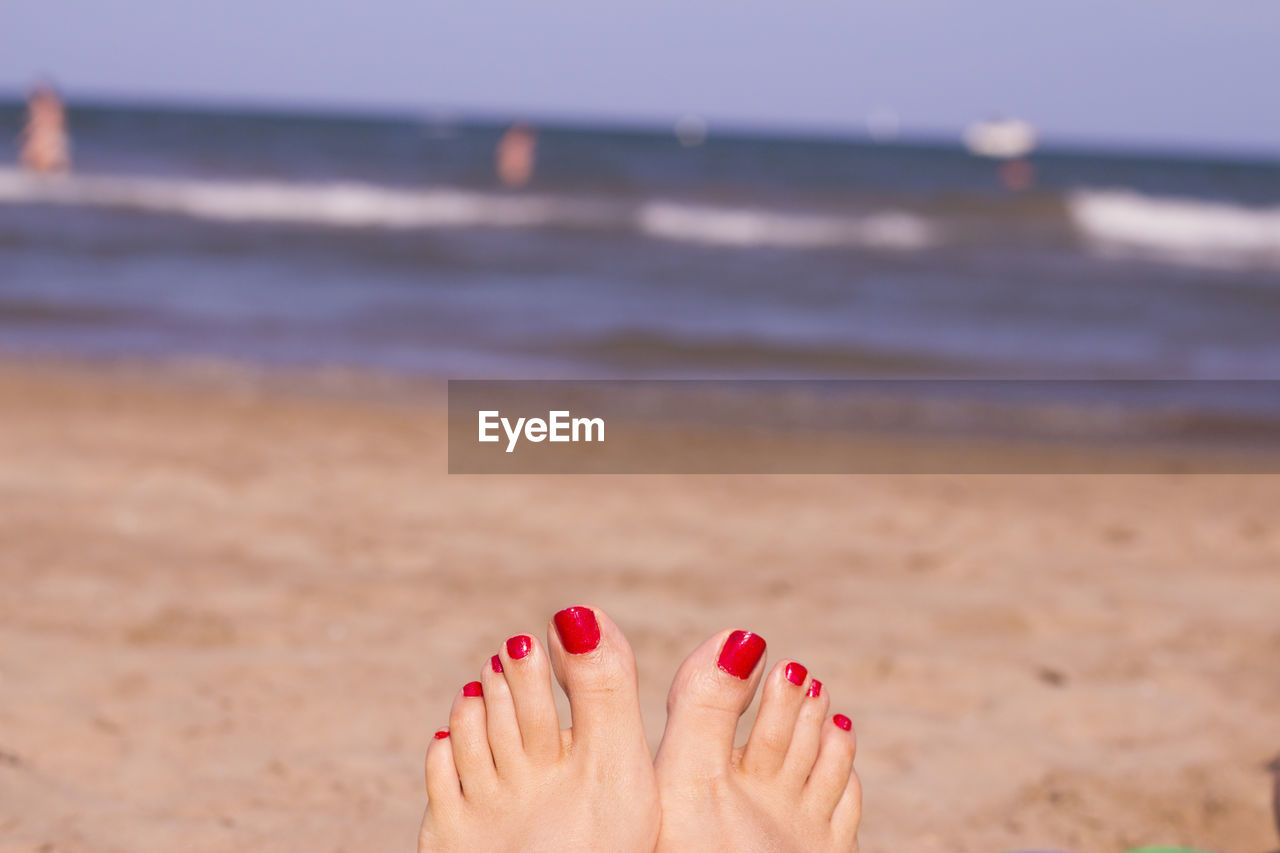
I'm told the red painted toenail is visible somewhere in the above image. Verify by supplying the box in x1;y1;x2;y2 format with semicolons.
462;681;483;697
833;714;852;731
807;680;823;698
434;729;450;740
717;630;766;679
506;634;533;660
553;607;601;654
784;662;808;686
490;654;504;673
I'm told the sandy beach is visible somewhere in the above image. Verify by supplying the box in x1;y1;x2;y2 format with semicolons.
1;359;1278;853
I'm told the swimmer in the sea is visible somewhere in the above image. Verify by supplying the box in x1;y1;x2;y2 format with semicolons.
417;605;862;852
19;82;72;174
495;123;537;189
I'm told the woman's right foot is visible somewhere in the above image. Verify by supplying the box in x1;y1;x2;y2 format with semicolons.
654;629;862;853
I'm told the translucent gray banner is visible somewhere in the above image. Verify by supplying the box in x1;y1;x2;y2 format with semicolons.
448;380;1280;474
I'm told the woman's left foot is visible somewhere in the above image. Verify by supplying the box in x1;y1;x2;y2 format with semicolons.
417;606;660;853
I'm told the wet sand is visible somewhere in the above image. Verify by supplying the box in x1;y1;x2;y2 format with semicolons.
1;360;1277;852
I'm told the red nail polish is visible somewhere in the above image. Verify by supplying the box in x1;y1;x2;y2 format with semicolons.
553;607;601;654
433;729;450;740
717;630;766;679
833;713;852;731
462;681;483;697
784;662;808;686
807;680;823;698
506;634;533;660
490;654;504;674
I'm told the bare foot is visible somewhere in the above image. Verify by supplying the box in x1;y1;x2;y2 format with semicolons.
654;629;861;853
418;606;660;853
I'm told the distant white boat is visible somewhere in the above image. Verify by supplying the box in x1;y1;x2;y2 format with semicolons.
963;118;1037;159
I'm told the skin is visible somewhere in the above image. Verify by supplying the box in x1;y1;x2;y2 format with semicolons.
418;608;659;853
1269;754;1279;844
418;608;861;853
653;630;861;853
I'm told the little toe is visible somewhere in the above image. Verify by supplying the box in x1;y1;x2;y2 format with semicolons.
496;632;562;763
780;678;829;786
448;682;497;797
424;728;461;811
655;628;768;778
804;713;857;819
741;660;810;777
546;606;646;747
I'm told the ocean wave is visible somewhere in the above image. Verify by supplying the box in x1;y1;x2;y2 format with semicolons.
10;169;1277;267
1068;189;1280;270
637;201;936;250
0;168;936;252
0;168;593;229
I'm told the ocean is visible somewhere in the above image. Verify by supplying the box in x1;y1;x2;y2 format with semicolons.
1;101;1278;384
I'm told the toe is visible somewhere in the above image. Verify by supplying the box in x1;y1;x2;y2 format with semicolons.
831;768;863;847
424;728;461;811
780;678;829;786
655;628;768;778
497;632;562;763
448;682;498;797
804;713;857;819
480;654;524;775
741;660;809;777
547;606;646;747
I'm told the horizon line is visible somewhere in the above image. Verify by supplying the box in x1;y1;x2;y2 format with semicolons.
2;86;1278;166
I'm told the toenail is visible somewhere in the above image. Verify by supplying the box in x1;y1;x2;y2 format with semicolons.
463;681;483;697
434;729;450;740
553;607;601;654
506;634;533;660
784;662;808;686
807;680;823;698
490;654;504;673
833;714;852;731
717;630;767;679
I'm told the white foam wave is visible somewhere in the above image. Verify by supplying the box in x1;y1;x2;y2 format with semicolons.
0;167;576;229
0;168;937;252
638;201;935;250
1069;189;1280;270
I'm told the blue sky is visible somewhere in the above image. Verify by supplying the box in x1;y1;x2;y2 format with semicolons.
4;0;1278;154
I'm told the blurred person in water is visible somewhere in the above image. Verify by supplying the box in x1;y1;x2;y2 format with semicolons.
496;122;536;188
20;81;71;174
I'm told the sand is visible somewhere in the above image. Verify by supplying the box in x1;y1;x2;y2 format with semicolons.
1;360;1277;853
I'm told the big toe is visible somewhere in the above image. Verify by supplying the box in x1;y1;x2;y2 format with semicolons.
656;628;768;778
547;605;646;749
